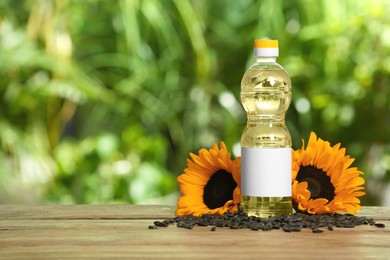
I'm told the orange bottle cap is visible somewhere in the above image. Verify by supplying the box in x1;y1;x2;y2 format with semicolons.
254;40;279;49
254;39;279;57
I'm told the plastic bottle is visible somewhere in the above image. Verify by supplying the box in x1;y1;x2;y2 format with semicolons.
240;39;292;217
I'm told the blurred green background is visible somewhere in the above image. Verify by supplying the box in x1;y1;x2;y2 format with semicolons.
1;0;389;206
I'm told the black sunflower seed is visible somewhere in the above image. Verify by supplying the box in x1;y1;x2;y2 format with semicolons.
149;211;384;233
263;223;273;231
196;221;209;227
282;225;291;232
167;218;176;224
215;221;225;227
230;223;240;229
183;223;194;229
312;228;323;233
343;224;356;228
290;226;302;232
154;221;168;227
374;223;385;228
250;225;259;231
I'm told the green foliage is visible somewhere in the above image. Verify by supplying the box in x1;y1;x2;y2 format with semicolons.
1;0;389;205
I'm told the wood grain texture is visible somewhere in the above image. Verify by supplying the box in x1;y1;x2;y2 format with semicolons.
0;205;389;259
0;204;175;220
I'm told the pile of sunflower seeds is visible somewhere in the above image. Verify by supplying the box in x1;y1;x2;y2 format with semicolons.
149;211;385;233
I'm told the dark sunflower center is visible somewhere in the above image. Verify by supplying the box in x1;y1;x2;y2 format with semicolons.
203;169;237;209
296;165;335;202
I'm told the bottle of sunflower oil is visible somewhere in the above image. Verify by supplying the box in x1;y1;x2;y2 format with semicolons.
240;39;292;217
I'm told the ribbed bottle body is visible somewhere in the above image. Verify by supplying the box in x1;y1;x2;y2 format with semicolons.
240;58;292;217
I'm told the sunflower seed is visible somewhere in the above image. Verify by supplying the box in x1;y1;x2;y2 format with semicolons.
183;223;194;229
230;224;239;229
215;221;225;227
263;223;273;231
196;220;209;227
290;226;302;232
374;223;385;228
282;224;291;232
250;225;259;231
154;221;168;227
167;218;176;224
312;228;323;233
149;211;384;233
343;224;356;228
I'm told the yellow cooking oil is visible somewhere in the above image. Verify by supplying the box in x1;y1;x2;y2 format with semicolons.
240;39;292;217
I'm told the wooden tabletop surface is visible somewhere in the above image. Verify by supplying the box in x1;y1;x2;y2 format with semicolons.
0;205;389;259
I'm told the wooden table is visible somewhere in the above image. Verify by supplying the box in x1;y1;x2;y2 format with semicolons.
0;205;389;259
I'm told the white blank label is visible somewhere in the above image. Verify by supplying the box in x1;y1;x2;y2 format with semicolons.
241;147;292;197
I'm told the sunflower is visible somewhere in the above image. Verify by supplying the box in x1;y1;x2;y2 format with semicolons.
176;142;241;216
292;132;365;215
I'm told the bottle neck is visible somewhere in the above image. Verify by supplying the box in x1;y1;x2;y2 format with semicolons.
255;56;277;63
